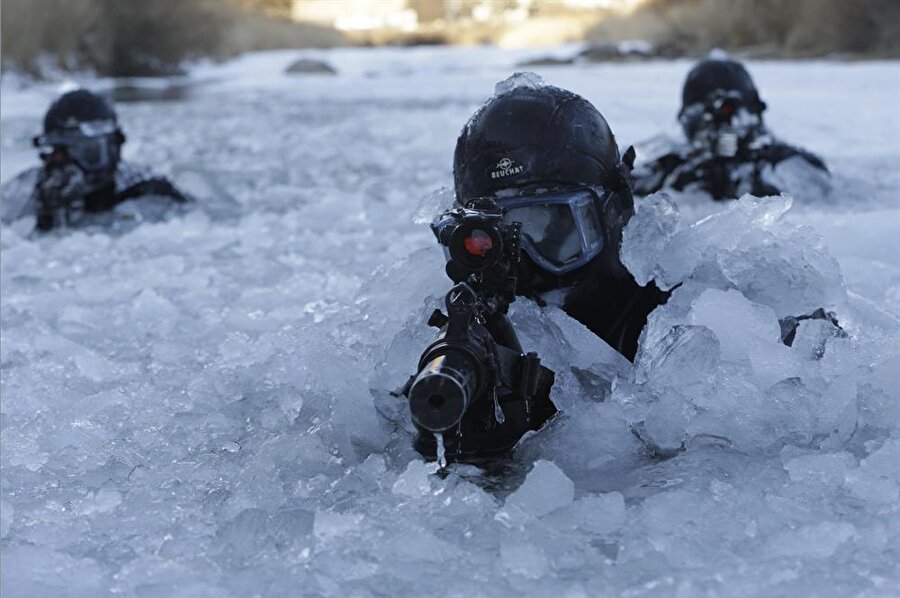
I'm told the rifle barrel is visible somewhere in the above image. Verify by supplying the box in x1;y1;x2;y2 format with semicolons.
408;349;478;432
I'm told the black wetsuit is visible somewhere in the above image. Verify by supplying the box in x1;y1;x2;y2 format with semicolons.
631;137;828;201
1;162;188;231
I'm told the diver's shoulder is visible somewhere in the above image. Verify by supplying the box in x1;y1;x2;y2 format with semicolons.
633;133;686;165
754;137;828;172
115;161;190;203
115;161;166;190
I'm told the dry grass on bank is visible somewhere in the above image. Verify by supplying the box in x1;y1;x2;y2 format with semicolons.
0;0;344;78
588;0;900;58
351;12;605;49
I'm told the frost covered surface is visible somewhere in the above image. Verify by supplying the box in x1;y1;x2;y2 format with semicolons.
1;48;899;597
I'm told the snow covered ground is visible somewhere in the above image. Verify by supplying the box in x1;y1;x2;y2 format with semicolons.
1;46;898;597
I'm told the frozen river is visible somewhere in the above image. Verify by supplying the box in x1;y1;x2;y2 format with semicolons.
1;47;899;597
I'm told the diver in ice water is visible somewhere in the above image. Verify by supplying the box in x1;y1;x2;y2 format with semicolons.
450;81;668;361
0;89;189;232
630;56;829;201
403;79;668;463
402;76;840;464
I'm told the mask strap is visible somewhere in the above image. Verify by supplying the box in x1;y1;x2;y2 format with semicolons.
621;145;636;172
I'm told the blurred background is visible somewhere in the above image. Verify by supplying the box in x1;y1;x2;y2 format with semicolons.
1;3;899;597
3;0;899;78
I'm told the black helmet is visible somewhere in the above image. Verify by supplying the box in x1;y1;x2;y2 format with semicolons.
454;82;625;202
35;89;124;182
451;79;634;282
43;89;119;134
680;58;766;117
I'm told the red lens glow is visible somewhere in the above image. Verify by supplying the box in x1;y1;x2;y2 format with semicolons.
464;230;493;256
719;101;735;116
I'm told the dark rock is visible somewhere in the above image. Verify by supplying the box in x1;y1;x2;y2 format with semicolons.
517;56;576;67
109;80;194;103
285;58;337;75
578;41;686;63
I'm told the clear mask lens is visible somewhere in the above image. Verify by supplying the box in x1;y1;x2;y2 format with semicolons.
65;136;112;171
37;123;116;174
497;189;605;275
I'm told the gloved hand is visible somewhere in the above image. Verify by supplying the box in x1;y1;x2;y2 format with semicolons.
35;163;87;231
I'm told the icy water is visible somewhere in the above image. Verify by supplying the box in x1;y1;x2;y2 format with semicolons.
1;47;899;597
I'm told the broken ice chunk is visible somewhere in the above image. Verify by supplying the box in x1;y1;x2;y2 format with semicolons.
621;192;680;286
845;439;900;504
500;539;551;579
789;316;845;359
0;499;13;539
688;288;781;363
782;450;856;485
494;71;545;96
635;324;720;388
502;459;574;518
391;460;439;498
543;492;626;535
764;521;856;559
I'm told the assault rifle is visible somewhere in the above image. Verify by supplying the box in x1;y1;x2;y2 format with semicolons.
403;198;556;463
35;164;87;231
